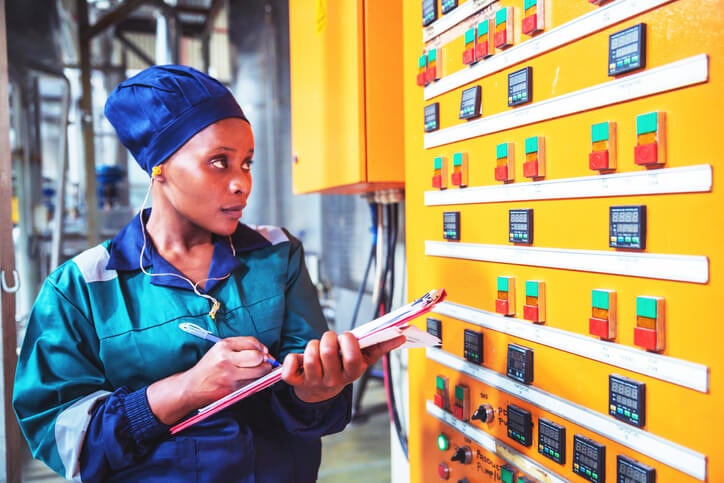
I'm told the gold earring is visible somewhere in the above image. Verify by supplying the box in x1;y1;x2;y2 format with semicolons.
151;165;162;178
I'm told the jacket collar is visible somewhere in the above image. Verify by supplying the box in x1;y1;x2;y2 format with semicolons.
106;208;271;291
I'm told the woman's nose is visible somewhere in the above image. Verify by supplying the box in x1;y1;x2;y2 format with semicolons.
229;173;251;195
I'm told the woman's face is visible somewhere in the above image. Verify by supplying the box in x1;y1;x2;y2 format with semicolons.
158;117;254;236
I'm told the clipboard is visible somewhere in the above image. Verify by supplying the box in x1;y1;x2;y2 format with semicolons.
170;288;446;435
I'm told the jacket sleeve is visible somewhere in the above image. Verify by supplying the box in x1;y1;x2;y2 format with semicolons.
269;231;353;437
12;273;167;480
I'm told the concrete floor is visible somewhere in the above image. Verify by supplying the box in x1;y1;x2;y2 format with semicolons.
21;381;393;482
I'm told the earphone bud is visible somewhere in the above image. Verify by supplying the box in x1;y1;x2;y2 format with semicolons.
151;165;162;178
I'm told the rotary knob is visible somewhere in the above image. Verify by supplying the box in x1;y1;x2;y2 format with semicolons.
450;446;472;464
471;403;495;423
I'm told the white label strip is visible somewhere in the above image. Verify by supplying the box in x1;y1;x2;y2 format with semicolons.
424;165;712;206
424;54;708;149
422;0;496;43
424;0;677;100
427;348;707;480
427;401;569;483
425;241;709;284
433;300;709;392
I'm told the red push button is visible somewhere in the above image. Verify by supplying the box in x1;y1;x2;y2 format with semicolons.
417;72;427;87
589;150;610;171
495;299;509;315
522;15;537;35
494;30;507;48
523;304;539;322
438;462;450;480
494;165;509;182
434;393;445;409
523;160;539;178
634;326;660;351
451;171;462;186
462;48;475;65
589;317;612;339
634;142;659;166
432;174;442;189
475;42;489;60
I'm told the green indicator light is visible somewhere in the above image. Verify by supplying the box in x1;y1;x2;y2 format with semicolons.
591;122;610;142
496;8;508;26
465;28;475;44
497;276;509;291
592;290;610;310
496;143;509;159
478;20;488;36
437;433;449;451
636;111;659;135
636;296;658;318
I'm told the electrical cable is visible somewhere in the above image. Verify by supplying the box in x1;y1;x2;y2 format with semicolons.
349;200;377;330
381;201;408;459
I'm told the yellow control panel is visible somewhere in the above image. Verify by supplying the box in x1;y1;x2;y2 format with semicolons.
403;0;723;481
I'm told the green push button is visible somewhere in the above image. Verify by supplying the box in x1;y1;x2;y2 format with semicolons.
636;296;659;318
524;136;539;154
591;122;610;142
525;280;538;297
496;142;509;159
497;276;509;291
637;112;659;135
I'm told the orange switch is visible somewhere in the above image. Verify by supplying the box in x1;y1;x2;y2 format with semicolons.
417;52;428;87
450;152;468;188
634;296;665;352
589;121;617;172
495;142;515;183
462;28;476;65
452;384;470;421
523;280;545;324
634;112;666;167
435;375;450;410
432;156;448;190
494;7;514;50
496;276;516;316
425;48;443;84
522;136;545;179
589;289;617;340
476;19;494;61
521;0;545;36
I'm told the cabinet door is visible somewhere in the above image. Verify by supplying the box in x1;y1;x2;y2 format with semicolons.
290;0;366;194
289;0;404;194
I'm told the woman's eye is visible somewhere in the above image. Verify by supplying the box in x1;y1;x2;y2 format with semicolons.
242;160;253;172
210;157;228;169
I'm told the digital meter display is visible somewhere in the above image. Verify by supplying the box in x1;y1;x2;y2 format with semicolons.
443;211;460;240
610;205;646;249
424;103;440;132
538;418;566;464
463;328;483;364
506;404;532;447
459;85;482;120
509;209;533;244
422;0;437;27
508;67;532;106
608;23;646;76
506;344;534;384
426;317;442;341
617;455;656;483
609;374;646;427
441;0;457;14
573;435;605;482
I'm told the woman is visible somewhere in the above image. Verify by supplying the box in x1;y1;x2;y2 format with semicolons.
13;64;404;481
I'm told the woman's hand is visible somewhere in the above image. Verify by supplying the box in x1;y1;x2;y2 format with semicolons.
147;336;275;424
281;331;406;404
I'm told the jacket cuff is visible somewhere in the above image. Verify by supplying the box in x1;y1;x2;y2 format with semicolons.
121;387;169;443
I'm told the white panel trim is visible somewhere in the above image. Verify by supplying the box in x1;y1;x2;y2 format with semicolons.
427;349;707;480
425;241;709;284
424;0;678;100
422;0;496;43
424;54;708;148
433;301;709;392
424;165;712;206
427;401;569;483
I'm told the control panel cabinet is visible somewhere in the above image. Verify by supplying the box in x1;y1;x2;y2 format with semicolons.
403;0;724;482
289;0;404;194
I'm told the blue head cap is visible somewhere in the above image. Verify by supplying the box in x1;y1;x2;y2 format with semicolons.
104;64;249;176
